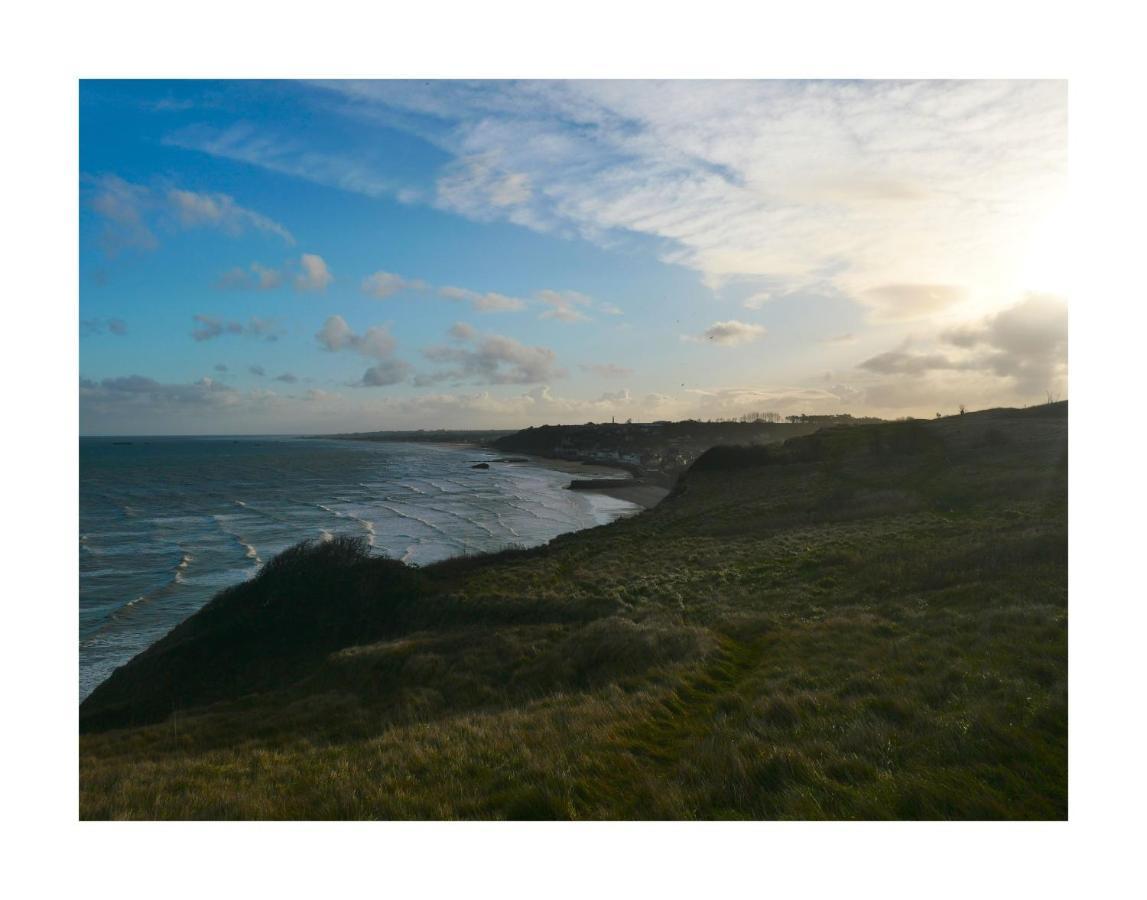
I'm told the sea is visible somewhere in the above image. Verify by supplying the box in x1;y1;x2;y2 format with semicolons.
79;436;638;699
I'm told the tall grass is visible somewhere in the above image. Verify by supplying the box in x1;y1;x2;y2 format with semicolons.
81;404;1068;819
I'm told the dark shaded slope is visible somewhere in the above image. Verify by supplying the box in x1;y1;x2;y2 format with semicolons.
80;539;427;732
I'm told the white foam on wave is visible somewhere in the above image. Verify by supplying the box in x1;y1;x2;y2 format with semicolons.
83;439;645;698
377;503;453;538
315;500;377;547
351;516;376;546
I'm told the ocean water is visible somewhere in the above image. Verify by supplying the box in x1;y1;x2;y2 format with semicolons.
79;436;637;699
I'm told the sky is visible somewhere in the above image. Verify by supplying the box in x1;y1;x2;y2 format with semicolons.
79;80;1068;434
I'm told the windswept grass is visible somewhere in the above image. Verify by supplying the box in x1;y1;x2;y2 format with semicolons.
81;404;1067;819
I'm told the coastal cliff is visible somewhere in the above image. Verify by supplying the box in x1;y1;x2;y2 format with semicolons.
81;404;1067;819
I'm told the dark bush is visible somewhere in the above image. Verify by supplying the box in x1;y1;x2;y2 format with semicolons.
80;537;427;732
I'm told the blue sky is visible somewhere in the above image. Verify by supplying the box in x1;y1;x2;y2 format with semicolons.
80;80;1067;434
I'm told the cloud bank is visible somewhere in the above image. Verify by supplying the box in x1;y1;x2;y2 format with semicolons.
174;81;1066;313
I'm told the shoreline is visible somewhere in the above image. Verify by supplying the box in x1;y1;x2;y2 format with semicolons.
81;439;654;699
333;437;670;509
578;482;669;509
472;449;670;510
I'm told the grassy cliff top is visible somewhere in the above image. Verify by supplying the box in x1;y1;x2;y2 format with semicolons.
80;403;1067;819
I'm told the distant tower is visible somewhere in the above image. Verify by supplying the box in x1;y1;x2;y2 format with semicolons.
612;416;615;424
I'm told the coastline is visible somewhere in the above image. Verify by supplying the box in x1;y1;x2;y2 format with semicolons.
580;481;669;509
81;438;651;698
471;448;670;510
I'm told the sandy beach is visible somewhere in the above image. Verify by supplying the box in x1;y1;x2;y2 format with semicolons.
481;453;670;509
581;481;670;508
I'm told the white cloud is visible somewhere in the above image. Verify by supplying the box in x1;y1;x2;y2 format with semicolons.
316;315;395;358
362;270;426;299
88;175;157;255
164;121;403;200
436;155;537;227
167;188;295;244
240;80;1067;312
742;292;772;310
86;175;295;257
217;262;283;291
190;314;282;342
360;360;411;387
315;315;411;387
537;289;594;323
81;375;241;413
251;262;283;290
856;292;1067;406
421;323;562;385
689;320;767;346
438;285;527;313
295;253;333;292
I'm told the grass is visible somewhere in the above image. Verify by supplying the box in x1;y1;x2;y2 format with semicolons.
80;403;1067;819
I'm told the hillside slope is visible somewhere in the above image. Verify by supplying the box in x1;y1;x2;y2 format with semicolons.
81;404;1068;819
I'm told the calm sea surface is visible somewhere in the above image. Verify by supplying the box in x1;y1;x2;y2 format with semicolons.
79;437;637;698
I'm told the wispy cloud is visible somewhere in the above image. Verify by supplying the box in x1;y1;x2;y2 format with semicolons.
687;320;767;346
86;175;295;257
191;314;282;342
216;262;284;291
537;289;594;323
439;285;527;313
534;289;622;323
362;270;427;299
581;362;633;378
163;122;404;200
420;322;562;385
80;317;128;336
88;176;157;256
167;188;295;244
175;81;1064;315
